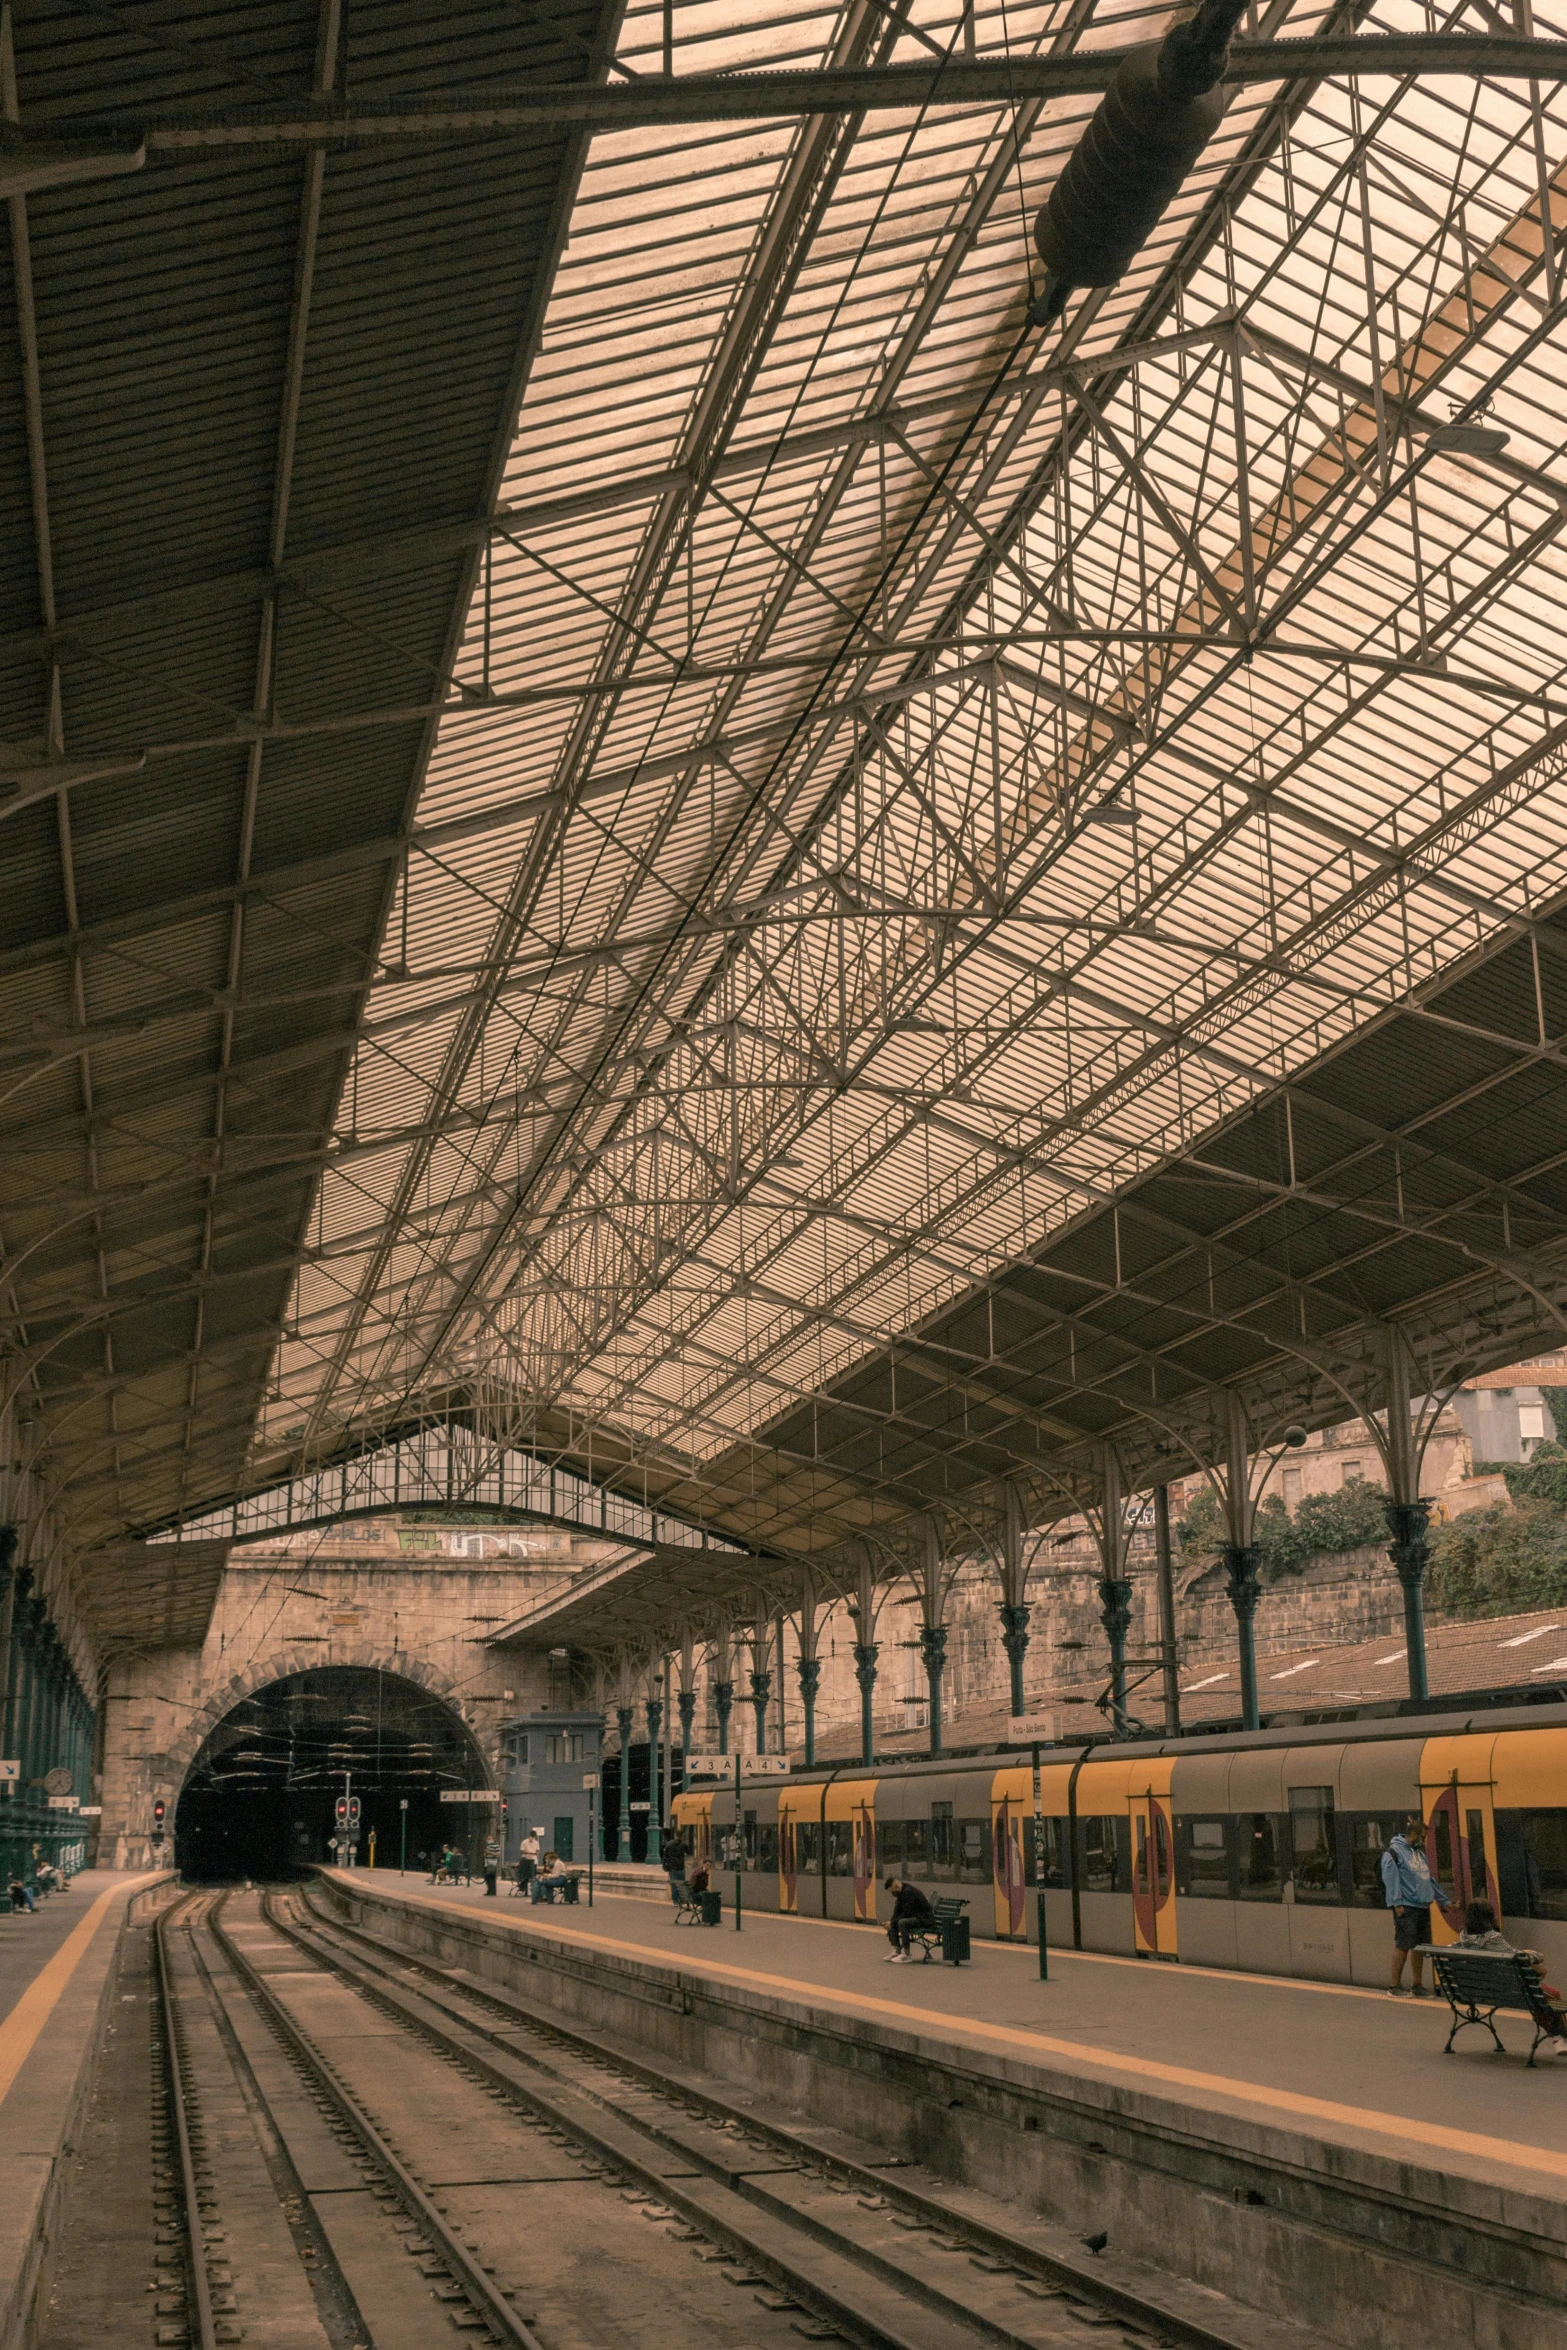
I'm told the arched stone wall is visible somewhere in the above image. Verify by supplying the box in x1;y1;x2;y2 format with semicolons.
99;1543;548;1868
162;1642;495;1790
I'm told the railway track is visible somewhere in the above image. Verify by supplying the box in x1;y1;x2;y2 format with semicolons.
266;1883;1311;2350
140;1882;1321;2350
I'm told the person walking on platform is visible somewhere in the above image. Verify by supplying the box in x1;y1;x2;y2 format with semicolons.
661;1829;688;1906
1382;1817;1449;1995
482;1835;502;1897
516;1828;541;1898
883;1875;936;1962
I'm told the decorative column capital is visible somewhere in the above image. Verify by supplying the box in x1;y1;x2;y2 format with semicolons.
852;1640;878;1693
1384;1497;1433;1587
918;1623;948;1681
795;1656;822;1701
748;1670;772;1707
1222;1545;1261;1621
1097;1576;1133;1638
998;1601;1031;1659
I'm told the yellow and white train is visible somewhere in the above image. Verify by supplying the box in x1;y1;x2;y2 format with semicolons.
670;1701;1567;1982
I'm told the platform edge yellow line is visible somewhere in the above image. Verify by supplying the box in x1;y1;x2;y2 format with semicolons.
0;1878;141;2109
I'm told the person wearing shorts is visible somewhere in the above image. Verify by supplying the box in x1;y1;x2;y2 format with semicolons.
1380;1818;1449;1996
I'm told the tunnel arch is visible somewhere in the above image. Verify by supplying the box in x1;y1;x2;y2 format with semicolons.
173;1662;497;1882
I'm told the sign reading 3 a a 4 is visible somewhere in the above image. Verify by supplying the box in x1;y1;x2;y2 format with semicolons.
439;1788;501;1804
685;1752;790;1779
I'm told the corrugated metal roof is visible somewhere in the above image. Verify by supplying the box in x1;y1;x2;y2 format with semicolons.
9;1;1567;1625
0;0;623;1644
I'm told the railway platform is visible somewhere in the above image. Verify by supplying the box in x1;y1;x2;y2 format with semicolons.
314;1866;1566;2350
0;1871;168;2350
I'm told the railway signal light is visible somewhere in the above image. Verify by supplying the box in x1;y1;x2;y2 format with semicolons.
335;1797;349;1826
152;1800;165;1831
347;1796;361;1827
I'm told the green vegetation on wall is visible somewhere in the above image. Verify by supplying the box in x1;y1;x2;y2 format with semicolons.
1177;1475;1390;1578
1427;1422;1567;1619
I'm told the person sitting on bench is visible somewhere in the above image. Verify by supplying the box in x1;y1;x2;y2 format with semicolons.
1455;1900;1567;2057
883;1875;937;1962
531;1849;571;1902
686;1855;710;1897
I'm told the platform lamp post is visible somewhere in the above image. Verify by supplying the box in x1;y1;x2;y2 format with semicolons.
1154;1485;1181;1738
1031;1741;1049;1982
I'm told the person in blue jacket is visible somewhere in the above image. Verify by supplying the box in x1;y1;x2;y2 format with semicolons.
1381;1817;1449;1996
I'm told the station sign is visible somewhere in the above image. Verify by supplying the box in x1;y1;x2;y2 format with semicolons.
629;1800;651;1812
581;1773;600;1790
685;1752;790;1778
439;1788;501;1803
1008;1713;1061;1742
46;1794;78;1809
79;1805;102;1816
0;1761;19;1782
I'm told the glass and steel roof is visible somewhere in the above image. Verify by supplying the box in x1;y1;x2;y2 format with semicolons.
8;0;1567;1607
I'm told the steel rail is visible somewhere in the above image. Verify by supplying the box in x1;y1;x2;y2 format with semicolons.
152;1895;222;2350
275;1886;1248;2350
202;1896;551;2350
53;38;1567;147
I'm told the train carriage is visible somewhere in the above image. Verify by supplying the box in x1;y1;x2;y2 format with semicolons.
670;1700;1567;1985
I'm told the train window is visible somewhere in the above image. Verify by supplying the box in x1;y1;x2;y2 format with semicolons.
826;1821;854;1875
1343;1813;1407;1907
797;1822;821;1871
757;1823;779;1873
1079;1816;1129;1893
1494;1809;1567;1920
1174;1817;1232;1898
1236;1812;1287;1902
930;1803;954;1876
1430;1808;1454;1886
903;1819;930;1877
877;1821;906;1869
743;1808;758;1865
958;1820;988;1882
1289;1787;1340;1902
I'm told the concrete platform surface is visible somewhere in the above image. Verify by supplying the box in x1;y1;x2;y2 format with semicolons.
0;1871;167;2350
340;1867;1567;2199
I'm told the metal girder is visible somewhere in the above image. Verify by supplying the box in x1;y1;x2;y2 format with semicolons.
80;39;1567;148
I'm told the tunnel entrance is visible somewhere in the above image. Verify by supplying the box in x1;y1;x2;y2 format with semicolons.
174;1665;492;1881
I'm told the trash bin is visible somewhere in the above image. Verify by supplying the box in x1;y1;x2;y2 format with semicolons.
700;1889;723;1927
940;1912;971;1965
563;1874;580;1904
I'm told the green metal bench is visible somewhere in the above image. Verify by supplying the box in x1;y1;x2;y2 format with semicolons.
1423;1947;1558;2067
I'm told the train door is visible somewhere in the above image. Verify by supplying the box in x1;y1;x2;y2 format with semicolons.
671;1790;713;1869
990;1770;1029;1939
853;1798;875;1922
822;1778;876;1922
1129;1765;1176;1958
1421;1732;1498;1943
778;1788;800;1914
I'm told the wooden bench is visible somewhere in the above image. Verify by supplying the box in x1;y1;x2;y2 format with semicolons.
907;1896;970;1965
1423;1947;1558;2066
